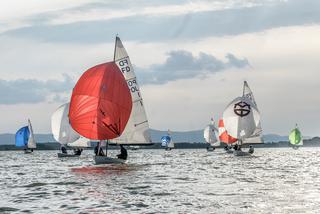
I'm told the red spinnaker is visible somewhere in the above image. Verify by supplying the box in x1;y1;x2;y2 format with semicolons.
69;62;132;140
218;119;237;144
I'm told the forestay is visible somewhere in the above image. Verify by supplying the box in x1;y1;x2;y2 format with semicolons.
51;103;80;145
112;36;152;145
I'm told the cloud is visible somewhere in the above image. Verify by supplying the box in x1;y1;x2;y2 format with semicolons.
1;0;319;43
138;50;249;84
0;74;73;104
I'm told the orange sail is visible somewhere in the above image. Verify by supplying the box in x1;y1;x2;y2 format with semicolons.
69;62;132;140
218;119;237;144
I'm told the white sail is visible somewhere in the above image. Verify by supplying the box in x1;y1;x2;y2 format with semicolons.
67;136;91;148
27;119;37;149
167;139;175;148
242;81;263;144
112;36;151;145
222;96;260;141
204;120;220;146
51;103;80;145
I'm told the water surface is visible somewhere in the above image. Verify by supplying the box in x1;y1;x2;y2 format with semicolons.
1;148;320;213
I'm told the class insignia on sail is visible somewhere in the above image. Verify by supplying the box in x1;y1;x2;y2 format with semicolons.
15;119;36;153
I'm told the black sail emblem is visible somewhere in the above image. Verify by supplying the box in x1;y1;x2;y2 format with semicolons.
234;101;251;117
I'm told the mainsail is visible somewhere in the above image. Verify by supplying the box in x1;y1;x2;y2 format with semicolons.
204;119;220;147
51;103;80;145
112;36;152;145
69;61;132;140
289;124;303;146
242;81;263;144
27;119;36;149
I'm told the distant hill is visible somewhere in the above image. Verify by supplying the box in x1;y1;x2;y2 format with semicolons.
0;129;313;145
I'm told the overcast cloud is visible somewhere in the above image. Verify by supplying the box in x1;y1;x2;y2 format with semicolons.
1;0;319;43
0;74;73;104
139;50;249;84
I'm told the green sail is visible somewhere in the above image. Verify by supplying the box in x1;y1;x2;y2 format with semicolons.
289;128;302;145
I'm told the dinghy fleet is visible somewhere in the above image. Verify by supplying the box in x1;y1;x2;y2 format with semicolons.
14;36;304;163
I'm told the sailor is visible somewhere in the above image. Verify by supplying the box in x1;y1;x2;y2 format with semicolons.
233;144;238;151
117;145;128;160
94;143;104;156
61;145;67;154
248;145;254;154
74;148;83;156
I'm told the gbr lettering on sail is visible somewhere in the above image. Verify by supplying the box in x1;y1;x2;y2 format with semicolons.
116;58;141;101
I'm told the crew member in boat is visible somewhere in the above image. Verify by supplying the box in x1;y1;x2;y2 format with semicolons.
74;148;83;156
248;145;254;154
117;145;128;160
94;143;104;156
61;145;67;154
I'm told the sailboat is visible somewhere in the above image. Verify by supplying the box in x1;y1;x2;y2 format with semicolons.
51;103;91;157
222;81;262;156
161;130;174;151
289;124;303;149
15;119;36;153
69;60;132;165
111;36;152;146
218;119;237;153
204;118;219;151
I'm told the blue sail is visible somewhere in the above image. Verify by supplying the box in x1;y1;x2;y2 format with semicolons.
15;126;30;147
161;136;171;147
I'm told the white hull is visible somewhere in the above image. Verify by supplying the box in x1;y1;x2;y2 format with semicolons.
94;156;126;165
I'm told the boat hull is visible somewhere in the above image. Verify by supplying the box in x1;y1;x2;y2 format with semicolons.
207;147;215;152
234;150;252;156
24;150;33;154
57;153;80;158
94;156;126;165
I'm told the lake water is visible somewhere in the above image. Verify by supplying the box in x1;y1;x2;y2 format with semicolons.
1;148;320;213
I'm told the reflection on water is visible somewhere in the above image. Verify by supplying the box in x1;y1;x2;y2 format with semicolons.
1;148;320;213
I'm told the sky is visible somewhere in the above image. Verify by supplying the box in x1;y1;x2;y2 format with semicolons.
0;0;320;136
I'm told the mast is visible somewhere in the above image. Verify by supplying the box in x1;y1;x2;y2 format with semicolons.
242;81;246;97
113;34;118;62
